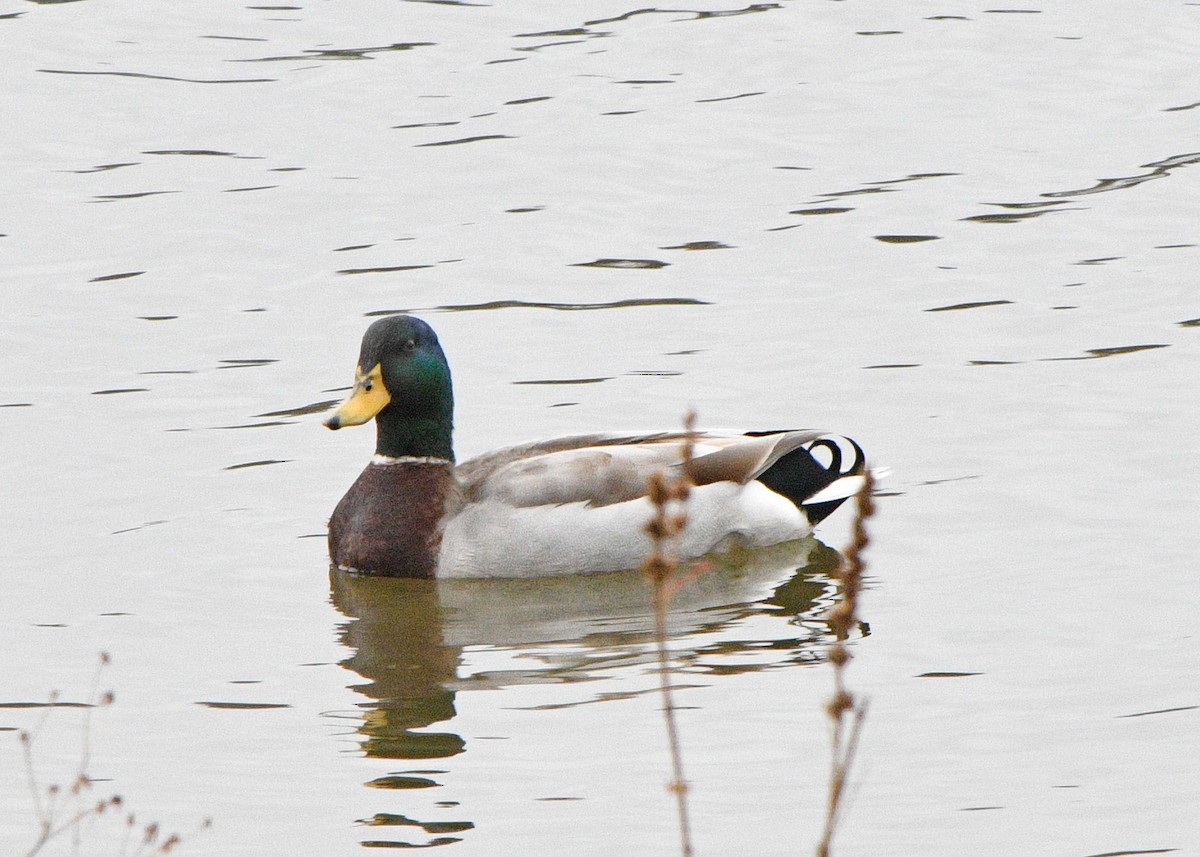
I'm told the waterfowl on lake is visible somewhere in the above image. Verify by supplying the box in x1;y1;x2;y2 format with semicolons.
324;315;867;579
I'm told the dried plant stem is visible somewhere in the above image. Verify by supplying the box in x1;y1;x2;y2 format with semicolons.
20;654;116;857
652;586;692;857
18;652;206;857
817;469;876;857
642;411;699;857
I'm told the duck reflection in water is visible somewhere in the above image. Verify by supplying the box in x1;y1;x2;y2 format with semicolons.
329;538;844;849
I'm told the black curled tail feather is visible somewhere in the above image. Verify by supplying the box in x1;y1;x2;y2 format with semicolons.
755;435;866;526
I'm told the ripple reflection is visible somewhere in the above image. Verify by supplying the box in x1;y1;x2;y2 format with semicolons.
329;539;842;848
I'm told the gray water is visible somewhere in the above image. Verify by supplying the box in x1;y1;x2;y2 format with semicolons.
2;2;1197;855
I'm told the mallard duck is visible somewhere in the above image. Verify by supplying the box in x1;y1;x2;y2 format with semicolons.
324;315;866;579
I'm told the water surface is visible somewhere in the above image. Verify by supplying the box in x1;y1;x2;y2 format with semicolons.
2;2;1197;855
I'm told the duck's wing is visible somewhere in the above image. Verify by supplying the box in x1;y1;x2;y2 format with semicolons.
454;429;848;510
454;432;677;494
441;430;863;578
455;432;686;509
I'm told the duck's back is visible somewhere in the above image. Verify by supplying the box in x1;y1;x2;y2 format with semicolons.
436;431;862;579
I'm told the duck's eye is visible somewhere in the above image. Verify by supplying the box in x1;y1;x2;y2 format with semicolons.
363;380;374;392
402;339;416;352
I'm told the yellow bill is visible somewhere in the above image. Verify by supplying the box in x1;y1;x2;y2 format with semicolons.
324;363;390;430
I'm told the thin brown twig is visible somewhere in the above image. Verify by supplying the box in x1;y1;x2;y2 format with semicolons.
18;653;204;857
20;687;62;831
642;410;700;857
816;469;876;857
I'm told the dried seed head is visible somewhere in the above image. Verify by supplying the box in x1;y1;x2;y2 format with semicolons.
647;471;670;507
829;645;851;667
829;602;853;630
825;690;854;719
642;554;672;577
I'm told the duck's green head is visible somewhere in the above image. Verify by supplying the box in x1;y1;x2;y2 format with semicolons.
324;315;455;461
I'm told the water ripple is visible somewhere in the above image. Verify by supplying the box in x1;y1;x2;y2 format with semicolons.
366;297;710;315
1043;344;1170;361
1042;151;1200;199
38;68;274;84
414;134;514;147
237;42;435;62
926;300;1013;312
572;258;669;268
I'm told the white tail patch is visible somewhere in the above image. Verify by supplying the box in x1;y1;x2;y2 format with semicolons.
803;474;866;506
802;466;887;507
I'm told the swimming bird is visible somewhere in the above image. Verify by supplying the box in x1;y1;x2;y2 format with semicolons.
324;315;866;578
